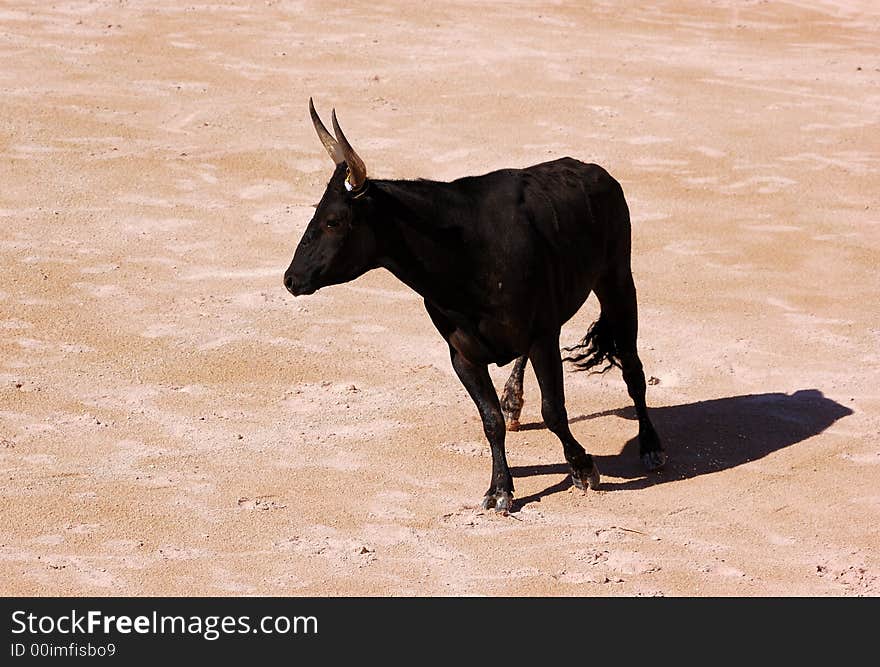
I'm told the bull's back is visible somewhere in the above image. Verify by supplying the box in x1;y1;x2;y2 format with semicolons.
455;157;629;267
517;158;631;324
521;157;629;255
440;158;632;352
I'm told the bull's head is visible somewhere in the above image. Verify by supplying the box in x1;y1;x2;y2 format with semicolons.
284;99;376;296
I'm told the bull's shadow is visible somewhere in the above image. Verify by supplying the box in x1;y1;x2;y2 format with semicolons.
510;389;852;509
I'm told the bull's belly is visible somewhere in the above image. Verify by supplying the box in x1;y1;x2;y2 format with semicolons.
471;288;594;365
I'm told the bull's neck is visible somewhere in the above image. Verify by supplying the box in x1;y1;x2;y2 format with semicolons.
370;179;469;309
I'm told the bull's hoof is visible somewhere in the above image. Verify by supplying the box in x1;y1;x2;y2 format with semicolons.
506;418;521;432
481;490;513;513
571;463;601;491
641;449;667;471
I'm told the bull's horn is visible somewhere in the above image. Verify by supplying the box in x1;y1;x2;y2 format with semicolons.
309;98;344;165
331;108;367;190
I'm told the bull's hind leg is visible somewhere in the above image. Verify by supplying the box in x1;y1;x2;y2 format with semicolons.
449;346;514;512
529;333;600;491
595;271;666;471
500;356;527;431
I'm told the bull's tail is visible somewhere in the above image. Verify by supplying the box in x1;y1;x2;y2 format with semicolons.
562;311;621;373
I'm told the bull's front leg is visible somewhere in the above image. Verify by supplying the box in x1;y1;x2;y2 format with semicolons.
449;346;513;512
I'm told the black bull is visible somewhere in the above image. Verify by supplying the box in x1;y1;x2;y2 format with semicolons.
284;101;665;511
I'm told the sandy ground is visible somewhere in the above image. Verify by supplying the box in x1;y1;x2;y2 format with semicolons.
1;0;878;596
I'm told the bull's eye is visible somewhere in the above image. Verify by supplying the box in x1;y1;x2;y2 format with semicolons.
326;217;340;228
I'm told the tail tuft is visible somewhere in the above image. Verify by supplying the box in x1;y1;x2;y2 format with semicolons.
562;313;620;373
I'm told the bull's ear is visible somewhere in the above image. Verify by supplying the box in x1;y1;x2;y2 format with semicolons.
310;98;345;165
331;109;368;190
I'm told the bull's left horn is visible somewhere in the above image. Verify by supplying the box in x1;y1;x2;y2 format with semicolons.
331;109;368;190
